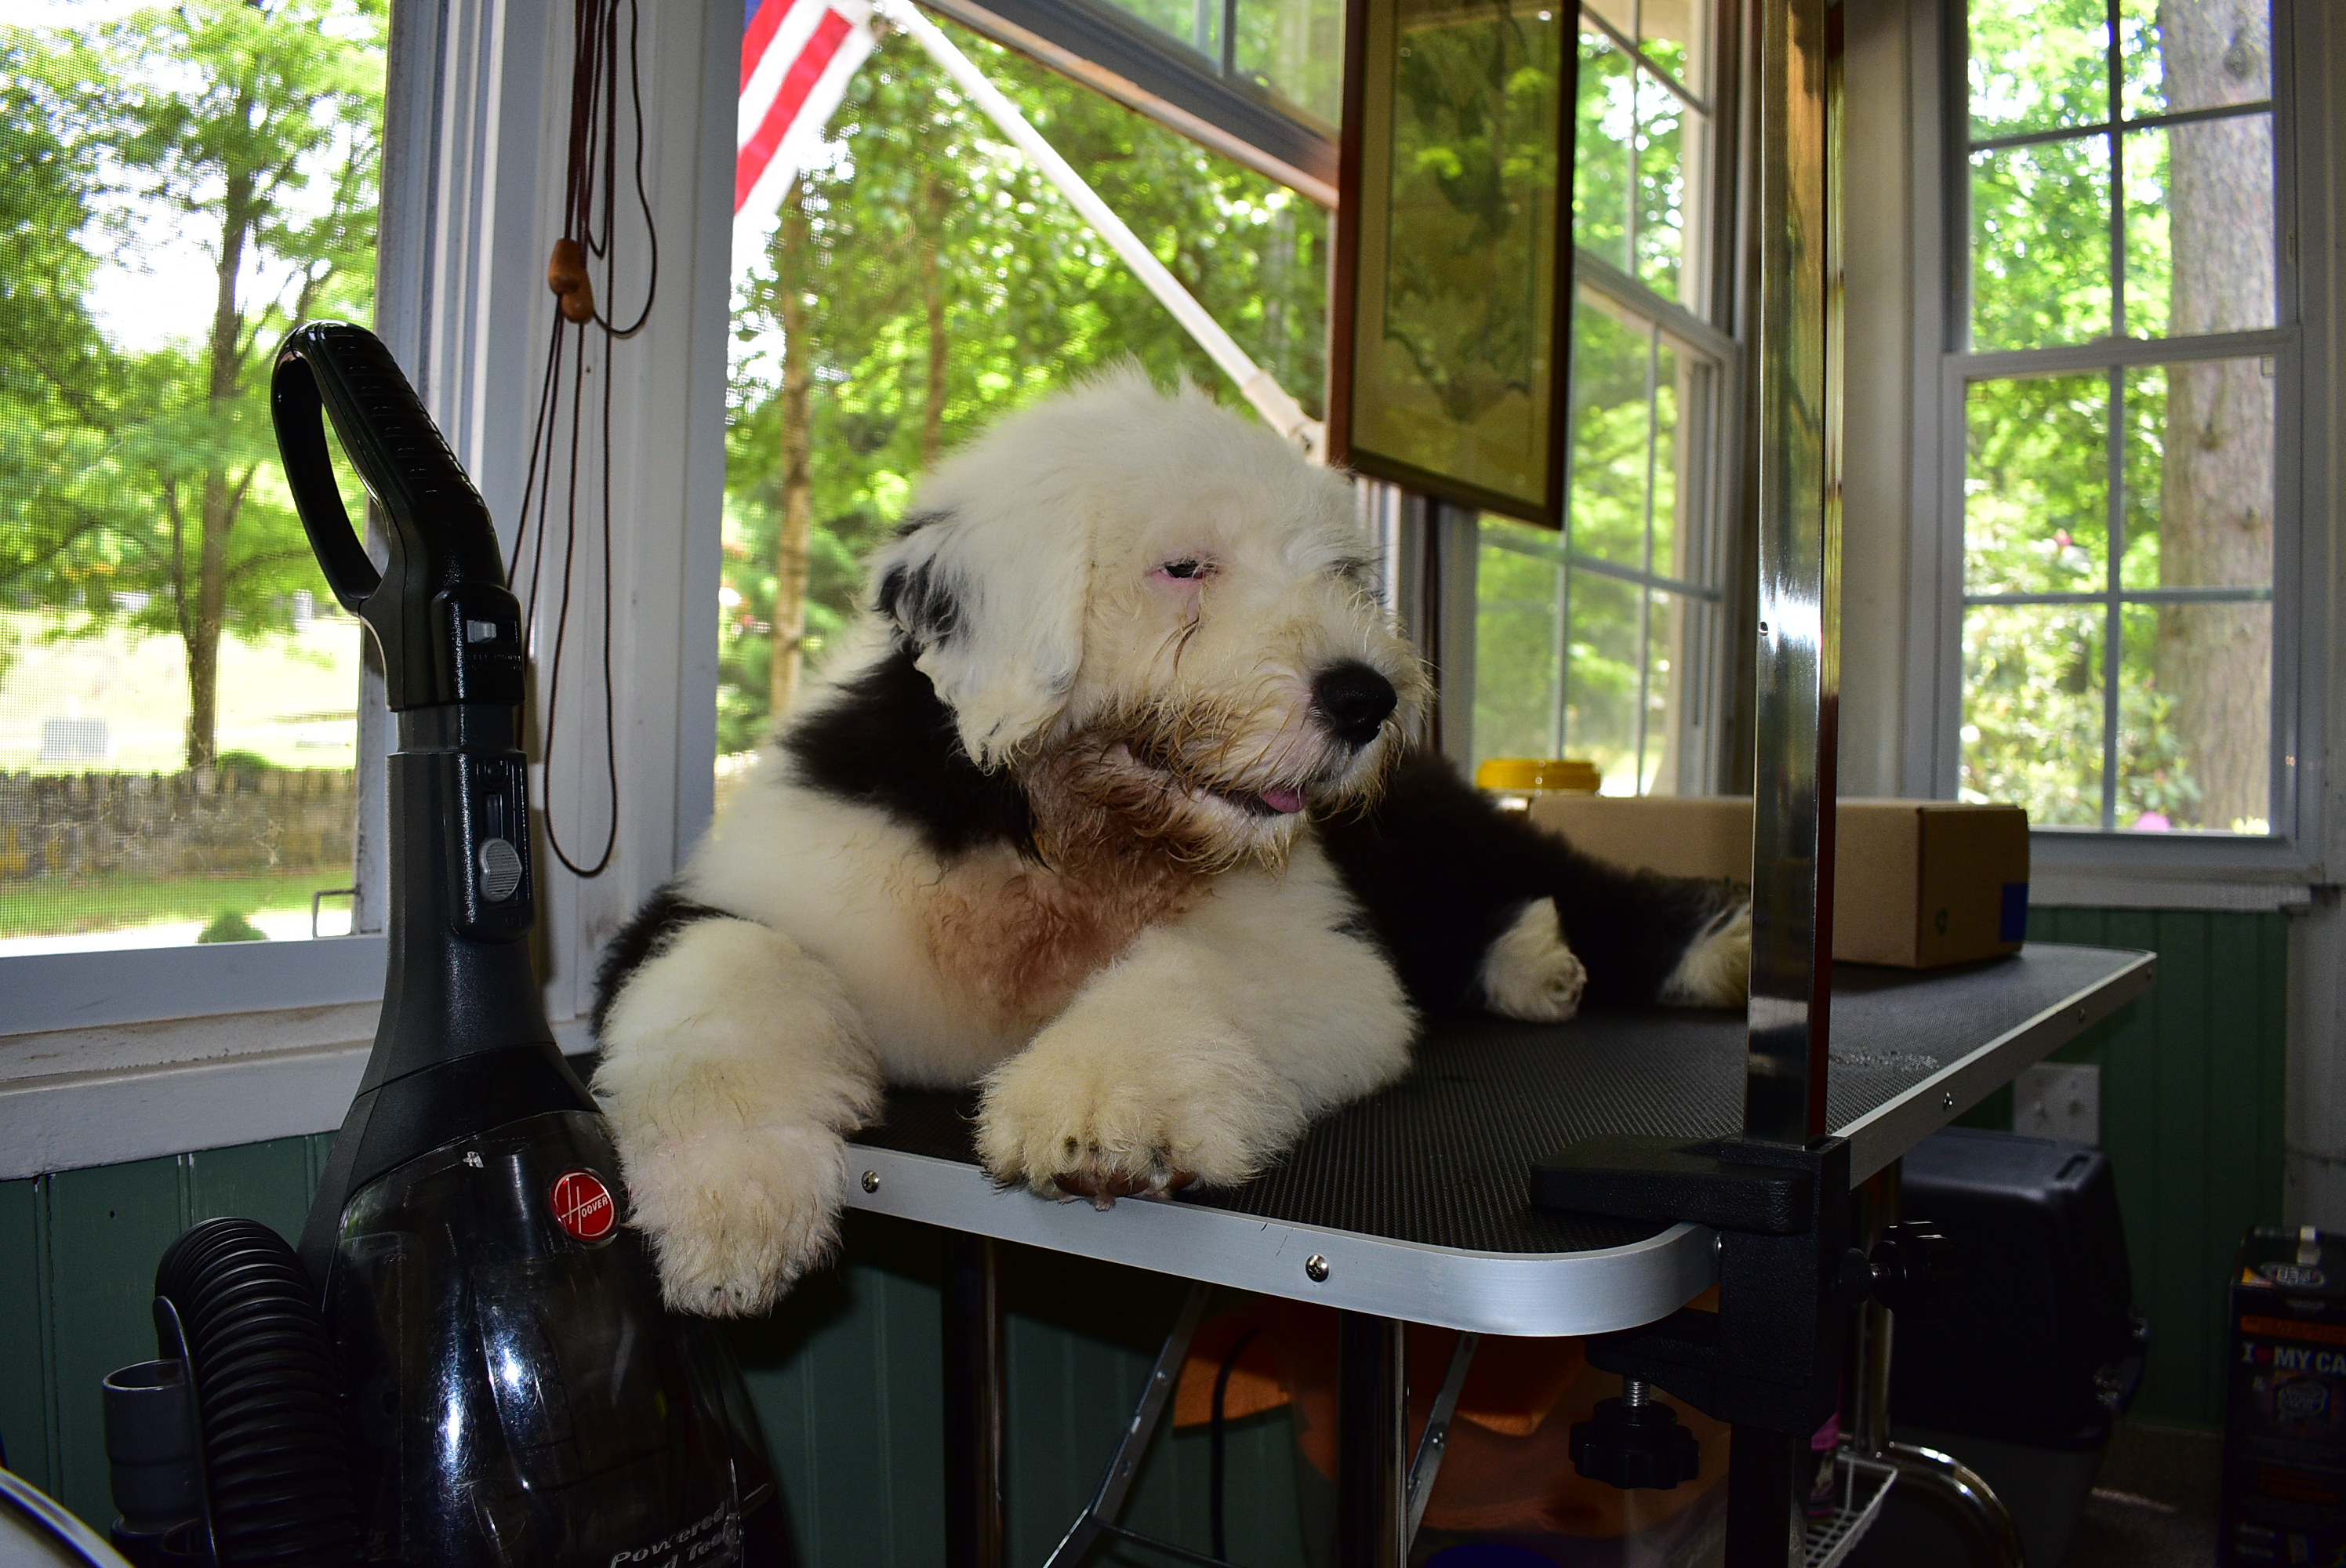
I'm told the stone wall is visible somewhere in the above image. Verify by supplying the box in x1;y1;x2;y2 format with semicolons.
0;769;356;881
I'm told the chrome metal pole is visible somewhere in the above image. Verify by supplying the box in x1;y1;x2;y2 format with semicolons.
1727;0;1836;1558
1743;0;1838;1149
1336;1312;1407;1568
943;1234;1005;1568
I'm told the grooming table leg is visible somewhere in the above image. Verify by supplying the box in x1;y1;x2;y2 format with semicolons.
1040;1283;1212;1568
1404;1332;1478;1548
1726;1427;1801;1567
944;1234;1004;1568
1337;1312;1407;1568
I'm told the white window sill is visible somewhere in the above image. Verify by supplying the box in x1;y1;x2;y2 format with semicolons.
0;1002;596;1181
2028;871;2318;913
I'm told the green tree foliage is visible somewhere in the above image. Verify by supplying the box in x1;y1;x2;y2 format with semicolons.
719;21;1329;751
0;31;124;662
5;0;384;765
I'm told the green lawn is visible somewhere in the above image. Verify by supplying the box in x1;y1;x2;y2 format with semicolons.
0;869;353;938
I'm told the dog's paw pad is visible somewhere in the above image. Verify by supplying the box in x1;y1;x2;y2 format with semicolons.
974;1028;1287;1202
1480;897;1588;1023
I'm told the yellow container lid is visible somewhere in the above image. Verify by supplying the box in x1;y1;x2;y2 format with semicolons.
1476;757;1602;794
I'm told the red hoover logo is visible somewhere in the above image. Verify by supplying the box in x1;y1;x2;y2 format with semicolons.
550;1169;617;1242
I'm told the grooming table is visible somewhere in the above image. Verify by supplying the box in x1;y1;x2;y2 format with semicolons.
845;943;2153;1333
841;942;2153;1565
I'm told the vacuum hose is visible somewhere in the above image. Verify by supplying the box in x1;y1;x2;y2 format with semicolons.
153;1218;358;1567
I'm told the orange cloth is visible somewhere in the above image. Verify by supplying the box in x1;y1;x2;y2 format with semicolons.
1171;1293;1727;1541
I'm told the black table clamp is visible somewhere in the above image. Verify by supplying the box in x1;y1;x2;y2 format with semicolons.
1532;1134;1952;1494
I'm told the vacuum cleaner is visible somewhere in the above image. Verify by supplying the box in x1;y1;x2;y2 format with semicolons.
103;321;785;1568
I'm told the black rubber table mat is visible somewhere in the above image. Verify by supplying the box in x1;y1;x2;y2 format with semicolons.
853;945;2141;1255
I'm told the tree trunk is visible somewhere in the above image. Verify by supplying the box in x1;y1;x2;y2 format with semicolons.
920;169;950;472
770;179;815;724
2156;0;2273;829
187;165;256;769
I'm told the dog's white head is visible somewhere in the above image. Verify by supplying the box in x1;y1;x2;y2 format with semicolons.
866;370;1429;868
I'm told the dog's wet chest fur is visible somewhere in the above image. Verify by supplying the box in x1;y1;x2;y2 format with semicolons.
904;844;1198;1032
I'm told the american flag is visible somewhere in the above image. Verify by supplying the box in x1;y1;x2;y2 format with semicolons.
735;0;877;256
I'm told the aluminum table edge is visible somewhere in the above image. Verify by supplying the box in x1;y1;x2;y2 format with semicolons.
1835;947;2157;1183
838;1145;1720;1337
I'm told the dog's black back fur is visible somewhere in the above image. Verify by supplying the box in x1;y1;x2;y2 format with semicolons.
1318;750;1734;1013
783;642;1038;860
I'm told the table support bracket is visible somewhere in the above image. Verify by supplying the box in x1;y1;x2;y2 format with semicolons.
1404;1331;1478;1544
1041;1283;1215;1568
1531;1133;1854;1436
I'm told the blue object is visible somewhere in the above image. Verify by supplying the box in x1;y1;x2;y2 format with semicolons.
1999;881;2029;943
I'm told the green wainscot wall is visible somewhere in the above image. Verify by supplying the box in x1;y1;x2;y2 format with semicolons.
0;1142;1306;1566
1956;906;2291;1432
0;906;2288;1555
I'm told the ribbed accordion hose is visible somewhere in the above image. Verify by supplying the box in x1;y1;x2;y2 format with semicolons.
154;1218;358;1568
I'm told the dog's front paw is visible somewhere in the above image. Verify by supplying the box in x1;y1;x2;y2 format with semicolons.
616;1112;850;1316
1480;897;1588;1022
1659;902;1752;1007
975;1018;1297;1207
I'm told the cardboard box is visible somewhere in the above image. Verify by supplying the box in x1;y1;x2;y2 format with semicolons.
1523;794;2030;968
2221;1227;2346;1564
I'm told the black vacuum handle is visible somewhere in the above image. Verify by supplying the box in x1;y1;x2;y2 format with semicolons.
271;322;523;710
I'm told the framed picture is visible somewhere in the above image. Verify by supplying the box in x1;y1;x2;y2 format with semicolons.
1328;0;1577;526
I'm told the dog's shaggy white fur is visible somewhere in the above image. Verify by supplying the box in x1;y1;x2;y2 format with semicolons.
594;372;1747;1316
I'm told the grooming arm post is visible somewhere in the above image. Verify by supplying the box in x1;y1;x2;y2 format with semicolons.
881;0;1322;454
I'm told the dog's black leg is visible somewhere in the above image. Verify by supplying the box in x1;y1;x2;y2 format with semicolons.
1319;751;1741;1013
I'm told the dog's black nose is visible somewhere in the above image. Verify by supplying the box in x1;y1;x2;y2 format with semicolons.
1312;661;1398;746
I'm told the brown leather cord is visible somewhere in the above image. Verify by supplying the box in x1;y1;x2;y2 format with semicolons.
510;0;657;880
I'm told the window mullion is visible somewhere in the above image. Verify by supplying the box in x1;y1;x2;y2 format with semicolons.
2102;366;2124;831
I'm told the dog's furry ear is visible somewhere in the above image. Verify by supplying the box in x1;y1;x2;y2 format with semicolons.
869;506;1088;769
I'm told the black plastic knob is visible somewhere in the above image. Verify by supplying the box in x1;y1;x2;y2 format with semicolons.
1869;1220;1959;1319
1568;1391;1702;1490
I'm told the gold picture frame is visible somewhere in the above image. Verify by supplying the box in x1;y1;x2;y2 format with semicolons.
1329;0;1577;525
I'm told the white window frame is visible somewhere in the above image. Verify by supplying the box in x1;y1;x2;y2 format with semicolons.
1902;0;2338;895
0;0;739;1171
1435;0;1749;793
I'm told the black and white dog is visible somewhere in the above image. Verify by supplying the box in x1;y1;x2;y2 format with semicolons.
593;372;1749;1315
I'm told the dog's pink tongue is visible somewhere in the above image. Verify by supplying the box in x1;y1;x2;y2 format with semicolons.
1261;786;1307;815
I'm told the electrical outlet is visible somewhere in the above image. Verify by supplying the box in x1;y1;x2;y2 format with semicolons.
2014;1062;2100;1147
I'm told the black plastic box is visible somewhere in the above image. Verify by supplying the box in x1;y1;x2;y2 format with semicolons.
1890;1127;2147;1448
2221;1226;2346;1564
1849;1128;2148;1568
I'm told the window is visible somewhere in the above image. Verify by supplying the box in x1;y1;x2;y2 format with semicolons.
0;0;387;957
1095;0;1345;129
1469;0;1734;793
1952;0;2285;836
719;17;1332;768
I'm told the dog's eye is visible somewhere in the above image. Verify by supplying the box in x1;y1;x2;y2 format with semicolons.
1160;558;1208;580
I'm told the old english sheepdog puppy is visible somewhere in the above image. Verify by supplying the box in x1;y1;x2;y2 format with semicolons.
592;372;1750;1316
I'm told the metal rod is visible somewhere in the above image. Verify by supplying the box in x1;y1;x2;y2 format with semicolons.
1336;1312;1407;1568
1879;1443;2026;1567
1725;1426;1801;1566
1403;1332;1479;1549
883;0;1320;452
943;1233;1004;1568
1743;0;1838;1147
1040;1283;1213;1568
